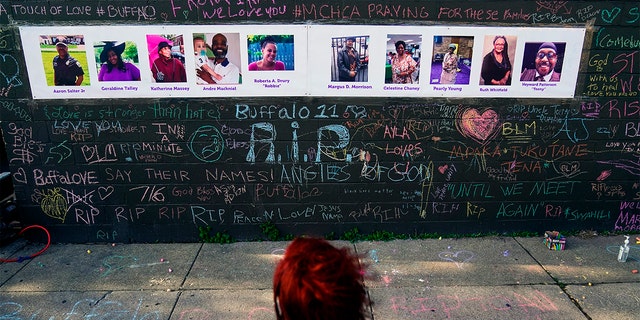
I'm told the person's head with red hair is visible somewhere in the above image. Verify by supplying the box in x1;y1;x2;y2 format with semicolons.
273;237;369;320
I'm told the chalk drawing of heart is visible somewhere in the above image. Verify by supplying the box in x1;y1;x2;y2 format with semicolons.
13;167;27;184
438;165;448;174
40;188;68;222
458;109;500;144
0;54;22;87
98;186;114;200
601;7;621;24
558;161;580;177
438;250;475;269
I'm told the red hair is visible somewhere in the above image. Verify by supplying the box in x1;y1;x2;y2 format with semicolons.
273;237;369;320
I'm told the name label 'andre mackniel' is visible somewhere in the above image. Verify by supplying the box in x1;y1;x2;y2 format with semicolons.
203;86;237;91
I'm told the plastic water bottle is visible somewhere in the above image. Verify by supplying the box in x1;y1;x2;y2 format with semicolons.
618;235;630;262
369;250;379;263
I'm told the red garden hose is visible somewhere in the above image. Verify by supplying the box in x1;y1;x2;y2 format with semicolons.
0;225;51;263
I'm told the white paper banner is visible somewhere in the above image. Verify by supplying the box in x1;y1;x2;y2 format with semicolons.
20;25;585;99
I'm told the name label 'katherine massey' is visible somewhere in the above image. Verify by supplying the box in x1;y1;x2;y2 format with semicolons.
150;86;190;91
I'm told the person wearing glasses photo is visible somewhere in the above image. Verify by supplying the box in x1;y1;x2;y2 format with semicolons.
520;42;562;82
480;35;512;86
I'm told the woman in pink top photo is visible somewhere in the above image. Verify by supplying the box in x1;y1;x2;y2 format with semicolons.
248;36;285;71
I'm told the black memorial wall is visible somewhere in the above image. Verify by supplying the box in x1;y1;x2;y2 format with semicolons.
0;0;638;242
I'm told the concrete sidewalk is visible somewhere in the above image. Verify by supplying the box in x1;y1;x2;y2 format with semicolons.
0;235;638;319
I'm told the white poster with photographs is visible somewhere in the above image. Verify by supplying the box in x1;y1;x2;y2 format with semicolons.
19;25;307;99
20;25;584;99
307;25;585;98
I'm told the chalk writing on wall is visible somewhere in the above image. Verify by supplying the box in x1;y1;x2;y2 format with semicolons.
0;0;639;242
0;94;638;241
4;1;638;26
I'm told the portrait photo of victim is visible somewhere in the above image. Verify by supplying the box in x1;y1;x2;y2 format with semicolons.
385;34;421;84
430;35;474;85
479;35;517;86
247;35;294;71
40;34;88;86
520;41;565;82
147;34;186;83
94;41;141;82
193;32;241;85
331;35;369;82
